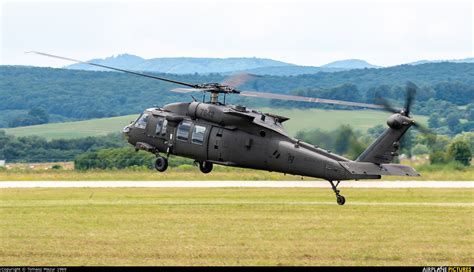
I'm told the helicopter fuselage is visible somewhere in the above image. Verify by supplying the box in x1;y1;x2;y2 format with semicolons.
123;101;381;181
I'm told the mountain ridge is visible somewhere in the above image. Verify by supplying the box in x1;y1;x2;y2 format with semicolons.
408;57;474;65
68;55;294;74
65;54;474;76
321;59;380;69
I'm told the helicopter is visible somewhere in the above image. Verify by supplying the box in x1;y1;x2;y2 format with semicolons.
30;51;428;205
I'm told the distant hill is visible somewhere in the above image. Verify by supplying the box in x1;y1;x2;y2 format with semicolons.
408;57;474;66
66;54;378;76
66;54;385;76
66;54;474;76
322;59;380;69
227;65;346;76
67;54;294;74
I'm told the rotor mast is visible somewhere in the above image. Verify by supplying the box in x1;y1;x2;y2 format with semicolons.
210;92;219;104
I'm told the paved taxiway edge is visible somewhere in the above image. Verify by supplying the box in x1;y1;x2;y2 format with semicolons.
0;181;473;188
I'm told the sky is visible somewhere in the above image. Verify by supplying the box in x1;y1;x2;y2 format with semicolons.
1;0;473;67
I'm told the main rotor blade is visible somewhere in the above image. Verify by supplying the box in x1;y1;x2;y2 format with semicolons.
404;81;417;116
221;73;260;89
239;91;384;109
170;88;213;93
27;51;198;88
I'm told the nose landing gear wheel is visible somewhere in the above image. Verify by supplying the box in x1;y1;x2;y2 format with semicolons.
155;156;168;172
199;161;213;174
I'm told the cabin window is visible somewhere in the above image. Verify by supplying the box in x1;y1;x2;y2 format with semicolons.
134;113;149;129
155;117;164;135
192;125;206;145
177;121;192;141
161;119;168;136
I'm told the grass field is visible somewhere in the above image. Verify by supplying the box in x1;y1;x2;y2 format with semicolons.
2;108;428;139
3;115;137;140
258;107;428;135
0;187;472;266
1;163;473;181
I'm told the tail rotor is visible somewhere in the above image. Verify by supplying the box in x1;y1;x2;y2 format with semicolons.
376;81;436;140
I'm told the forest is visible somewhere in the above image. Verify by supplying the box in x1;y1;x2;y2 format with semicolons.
0;63;473;131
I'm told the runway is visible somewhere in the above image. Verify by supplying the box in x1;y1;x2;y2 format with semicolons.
0;180;472;188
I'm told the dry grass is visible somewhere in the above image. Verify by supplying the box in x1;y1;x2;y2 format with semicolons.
0;167;302;181
0;163;472;181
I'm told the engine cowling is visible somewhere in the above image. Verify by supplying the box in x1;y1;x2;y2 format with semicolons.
187;102;249;126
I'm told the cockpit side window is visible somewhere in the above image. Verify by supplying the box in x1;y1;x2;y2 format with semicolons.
191;125;206;145
155;117;164;135
177;121;192;141
134;113;149;129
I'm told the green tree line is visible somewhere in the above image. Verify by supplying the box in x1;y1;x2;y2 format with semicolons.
1;63;473;129
296;126;472;166
0;130;126;162
0;127;470;170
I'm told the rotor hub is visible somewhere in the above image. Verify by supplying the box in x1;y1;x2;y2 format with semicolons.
197;83;238;94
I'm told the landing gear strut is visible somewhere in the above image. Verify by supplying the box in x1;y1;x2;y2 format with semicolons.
155;156;168;172
329;180;345;205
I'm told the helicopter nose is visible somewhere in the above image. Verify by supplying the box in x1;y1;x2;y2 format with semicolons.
122;124;132;137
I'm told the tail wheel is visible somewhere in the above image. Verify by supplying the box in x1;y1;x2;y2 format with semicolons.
199;161;213;174
336;195;346;206
155;156;168;172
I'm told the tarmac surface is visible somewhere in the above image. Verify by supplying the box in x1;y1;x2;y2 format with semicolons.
0;180;472;188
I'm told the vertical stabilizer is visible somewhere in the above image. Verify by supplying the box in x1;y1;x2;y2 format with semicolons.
356;114;413;164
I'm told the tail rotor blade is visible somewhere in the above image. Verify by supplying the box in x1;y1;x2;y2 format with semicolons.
374;93;399;114
404;81;417;116
413;122;434;135
413;122;437;146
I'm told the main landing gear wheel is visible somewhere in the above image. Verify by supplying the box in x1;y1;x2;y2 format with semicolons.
329;180;346;205
155;156;168;172
199;161;213;174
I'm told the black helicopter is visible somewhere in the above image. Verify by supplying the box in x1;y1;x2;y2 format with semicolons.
31;51;427;205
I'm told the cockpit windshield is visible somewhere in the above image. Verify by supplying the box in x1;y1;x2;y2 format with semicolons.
134;113;149;129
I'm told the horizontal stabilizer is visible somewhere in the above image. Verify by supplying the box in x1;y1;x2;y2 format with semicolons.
339;161;420;177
